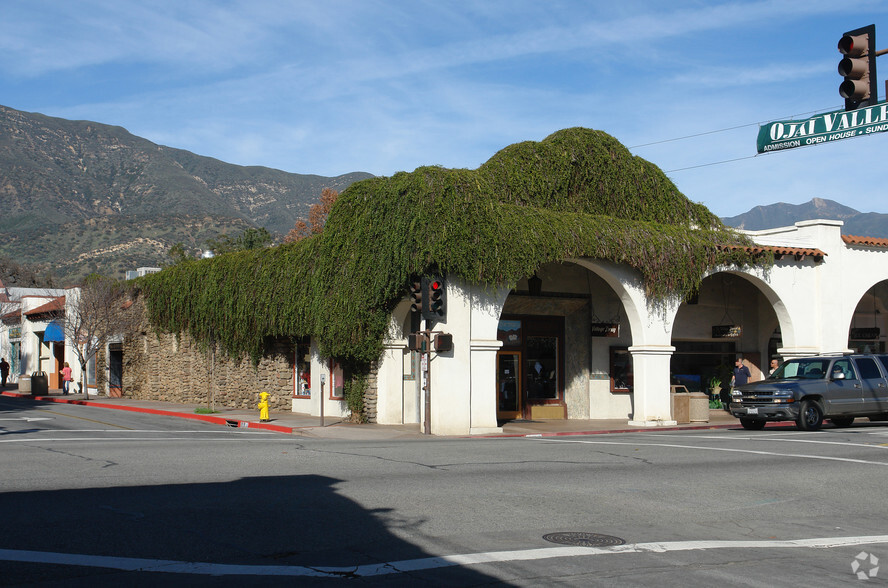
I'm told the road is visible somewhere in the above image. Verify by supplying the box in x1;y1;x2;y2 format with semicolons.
2;395;888;586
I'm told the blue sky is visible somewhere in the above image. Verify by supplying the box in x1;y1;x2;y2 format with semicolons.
2;0;887;218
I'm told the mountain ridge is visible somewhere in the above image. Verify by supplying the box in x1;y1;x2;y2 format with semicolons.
0;104;373;283
720;197;888;238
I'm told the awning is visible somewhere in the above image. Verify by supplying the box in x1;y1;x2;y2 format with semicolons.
43;320;65;342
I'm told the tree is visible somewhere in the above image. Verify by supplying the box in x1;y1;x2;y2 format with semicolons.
204;227;273;255
167;242;188;265
284;188;338;243
62;275;142;396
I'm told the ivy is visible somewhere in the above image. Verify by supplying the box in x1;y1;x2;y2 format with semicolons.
135;128;768;365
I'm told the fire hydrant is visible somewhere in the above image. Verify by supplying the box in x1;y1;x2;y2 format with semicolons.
258;392;270;422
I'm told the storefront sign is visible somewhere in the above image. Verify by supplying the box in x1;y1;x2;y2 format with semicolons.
8;327;21;340
712;324;742;338
591;322;620;337
850;327;880;340
757;101;888;154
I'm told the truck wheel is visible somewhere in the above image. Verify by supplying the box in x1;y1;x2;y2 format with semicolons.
797;400;823;431
830;416;854;428
740;418;766;430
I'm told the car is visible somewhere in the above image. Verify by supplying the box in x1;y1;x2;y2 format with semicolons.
729;354;888;431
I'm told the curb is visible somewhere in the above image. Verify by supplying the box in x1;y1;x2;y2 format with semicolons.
0;391;295;434
3;390;787;438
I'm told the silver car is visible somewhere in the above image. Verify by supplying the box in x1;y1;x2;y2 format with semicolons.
729;354;888;430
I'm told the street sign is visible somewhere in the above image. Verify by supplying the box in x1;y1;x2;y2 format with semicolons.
757;101;888;153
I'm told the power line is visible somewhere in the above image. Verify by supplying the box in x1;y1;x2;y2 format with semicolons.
630;104;845;173
664;155;758;173
628;105;841;150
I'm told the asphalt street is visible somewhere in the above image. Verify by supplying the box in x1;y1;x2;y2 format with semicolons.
2;396;888;586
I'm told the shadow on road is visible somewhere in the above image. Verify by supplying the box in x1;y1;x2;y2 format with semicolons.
0;475;498;585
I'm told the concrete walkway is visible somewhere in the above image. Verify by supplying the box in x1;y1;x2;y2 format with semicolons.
0;386;745;439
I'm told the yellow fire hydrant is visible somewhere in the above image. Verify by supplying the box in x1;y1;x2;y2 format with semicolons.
258;391;270;422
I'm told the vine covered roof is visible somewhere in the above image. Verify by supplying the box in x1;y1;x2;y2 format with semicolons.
137;128;765;362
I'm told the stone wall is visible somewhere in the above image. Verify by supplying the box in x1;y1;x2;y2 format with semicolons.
362;361;378;423
122;313;295;411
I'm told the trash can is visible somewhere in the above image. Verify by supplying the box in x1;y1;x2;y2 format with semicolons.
670;385;691;424
30;371;48;396
18;374;31;394
689;392;710;423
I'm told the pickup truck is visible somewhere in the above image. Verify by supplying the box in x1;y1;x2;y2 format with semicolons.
729;354;888;430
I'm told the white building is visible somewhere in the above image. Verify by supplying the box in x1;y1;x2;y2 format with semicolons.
295;219;888;435
0;281;67;386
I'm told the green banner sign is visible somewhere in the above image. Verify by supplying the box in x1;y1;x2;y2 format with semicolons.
757;101;888;153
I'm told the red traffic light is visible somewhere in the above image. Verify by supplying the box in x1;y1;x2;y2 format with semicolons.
837;25;878;110
421;276;447;322
838;33;867;56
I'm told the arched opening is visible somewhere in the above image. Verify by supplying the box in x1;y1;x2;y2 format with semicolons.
849;281;888;353
494;261;634;421
671;271;789;404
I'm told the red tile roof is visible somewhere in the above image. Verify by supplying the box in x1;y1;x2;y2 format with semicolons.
842;235;888;248
24;296;65;317
717;244;826;262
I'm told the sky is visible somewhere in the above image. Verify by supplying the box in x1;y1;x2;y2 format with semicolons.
2;0;887;218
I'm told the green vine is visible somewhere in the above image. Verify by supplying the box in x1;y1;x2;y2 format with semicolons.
342;369;368;422
135;128;769;367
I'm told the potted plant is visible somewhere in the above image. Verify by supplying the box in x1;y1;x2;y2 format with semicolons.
708;375;723;409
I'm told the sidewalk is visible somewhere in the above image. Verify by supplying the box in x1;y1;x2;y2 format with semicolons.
0;386;744;439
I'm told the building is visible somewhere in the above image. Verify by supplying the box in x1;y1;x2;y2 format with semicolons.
0;280;67;387
52;129;888;435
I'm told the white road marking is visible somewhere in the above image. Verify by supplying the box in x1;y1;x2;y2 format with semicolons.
2;535;887;577
0;429;277;434
0;435;287;443
0;417;51;422
533;437;888;465
648;433;888;450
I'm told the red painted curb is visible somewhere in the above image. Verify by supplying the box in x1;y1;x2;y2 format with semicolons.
1;391;295;434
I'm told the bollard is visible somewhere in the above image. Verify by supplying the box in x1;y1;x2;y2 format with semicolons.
258;391;270;422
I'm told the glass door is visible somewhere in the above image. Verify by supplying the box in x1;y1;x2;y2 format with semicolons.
496;351;521;420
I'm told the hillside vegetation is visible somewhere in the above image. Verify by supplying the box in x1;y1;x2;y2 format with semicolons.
0;105;371;283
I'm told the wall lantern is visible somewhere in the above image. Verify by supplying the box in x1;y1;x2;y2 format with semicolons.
528;273;542;296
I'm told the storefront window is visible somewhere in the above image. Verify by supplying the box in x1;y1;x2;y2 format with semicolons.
295;344;310;398
497;320;522;347
525;336;557;399
610;347;632;392
330;360;344;399
87;355;96;387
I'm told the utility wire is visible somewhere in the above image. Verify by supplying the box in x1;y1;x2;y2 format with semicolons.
630;104;845;173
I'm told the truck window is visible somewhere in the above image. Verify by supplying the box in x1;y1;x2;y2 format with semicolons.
831;359;856;380
776;359;829;379
855;357;882;380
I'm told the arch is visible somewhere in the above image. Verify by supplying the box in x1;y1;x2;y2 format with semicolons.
848;280;888;353
564;258;651;345
699;268;796;350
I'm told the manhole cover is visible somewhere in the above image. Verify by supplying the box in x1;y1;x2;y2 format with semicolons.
542;532;626;547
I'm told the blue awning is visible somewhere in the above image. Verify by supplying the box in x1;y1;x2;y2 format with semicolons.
44;321;64;342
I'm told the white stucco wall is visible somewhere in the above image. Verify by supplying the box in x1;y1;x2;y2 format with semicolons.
320;219;888;435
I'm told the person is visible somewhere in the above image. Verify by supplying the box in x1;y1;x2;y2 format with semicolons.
732;357;751;388
61;362;73;395
0;358;9;388
768;358;779;377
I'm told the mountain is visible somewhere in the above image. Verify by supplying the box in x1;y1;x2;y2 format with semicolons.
721;197;888;238
0;105;373;284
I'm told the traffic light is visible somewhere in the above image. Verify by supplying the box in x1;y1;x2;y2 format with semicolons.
407;332;430;352
422;276;446;322
408;279;423;314
433;333;453;352
838;25;878;111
